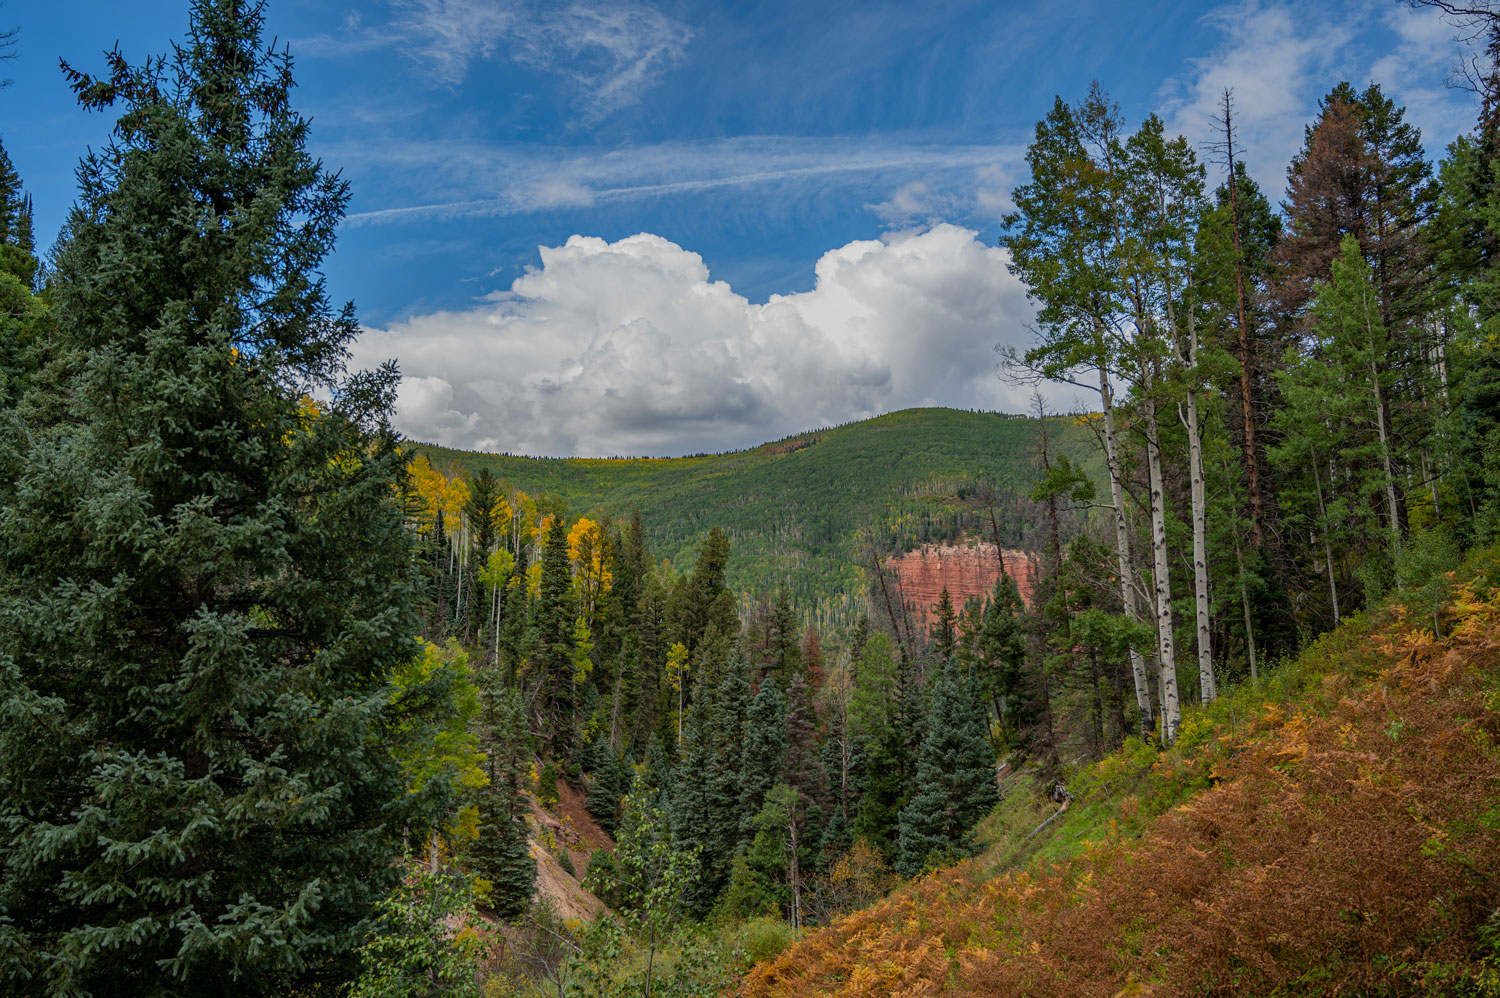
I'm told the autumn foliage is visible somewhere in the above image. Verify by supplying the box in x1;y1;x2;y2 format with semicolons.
743;580;1500;997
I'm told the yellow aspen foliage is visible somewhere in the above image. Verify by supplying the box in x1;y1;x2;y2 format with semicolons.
440;473;470;530
478;549;515;596
408;455;447;535
567;516;612;615
566;516;597;567
490;495;513;542
570;618;595;685
513;491;539;545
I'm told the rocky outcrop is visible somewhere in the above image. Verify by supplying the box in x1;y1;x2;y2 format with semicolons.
888;542;1035;624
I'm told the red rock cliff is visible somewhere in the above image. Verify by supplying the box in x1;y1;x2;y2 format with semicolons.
888;542;1035;624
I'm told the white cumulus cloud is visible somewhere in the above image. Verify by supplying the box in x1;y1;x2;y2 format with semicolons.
351;224;1063;456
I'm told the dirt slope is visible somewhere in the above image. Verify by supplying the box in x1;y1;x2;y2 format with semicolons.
744;580;1500;997
523;781;614;924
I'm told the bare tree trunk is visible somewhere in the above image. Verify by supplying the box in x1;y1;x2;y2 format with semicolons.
1231;525;1258;680
1099;366;1154;737
645;926;656;998
609;673;623;753
1221;90;1265;548
1311;451;1341;624
788;811;802;930
1422;449;1440;519
1034;393;1063;569
1368;348;1402;563
1143;394;1180;744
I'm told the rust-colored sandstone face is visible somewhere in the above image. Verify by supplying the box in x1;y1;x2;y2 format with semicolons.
887;543;1035;624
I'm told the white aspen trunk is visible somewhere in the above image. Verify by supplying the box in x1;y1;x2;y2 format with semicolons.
1311;452;1341;624
1422;450;1440;519
788;811;802;930
609;673;623;753
1160;217;1214;707
1099;365;1153;736
1169;291;1213;705
1360;279;1402;563
1184;385;1215;704
1368;349;1402;560
1143;394;1180;744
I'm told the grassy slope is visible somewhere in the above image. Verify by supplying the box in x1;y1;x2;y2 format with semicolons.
416;408;1102;613
743;553;1500;998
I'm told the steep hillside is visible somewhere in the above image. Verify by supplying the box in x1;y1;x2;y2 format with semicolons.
417;408;1101;614
742;558;1500;997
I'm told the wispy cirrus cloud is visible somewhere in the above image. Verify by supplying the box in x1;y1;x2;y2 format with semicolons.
300;0;692;117
1159;0;1477;192
1158;0;1348;188
1373;2;1480;146
336;136;1021;226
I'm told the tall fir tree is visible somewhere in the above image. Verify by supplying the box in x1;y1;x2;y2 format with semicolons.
929;588;958;665
0;138;40;404
701;657;752;895
740;675;790;836
896;665;1000;876
465;679;537;919
975;573;1029;744
0;3;452;991
0;137;35;286
533;513;579;760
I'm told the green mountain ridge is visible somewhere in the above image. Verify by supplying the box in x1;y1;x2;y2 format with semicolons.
415;407;1105;615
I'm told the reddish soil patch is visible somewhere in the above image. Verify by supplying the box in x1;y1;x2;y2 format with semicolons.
888;542;1035;625
762;434;821;455
558;780;615;858
522;783;614;924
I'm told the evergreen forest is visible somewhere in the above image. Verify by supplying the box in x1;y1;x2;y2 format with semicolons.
2;1;1500;996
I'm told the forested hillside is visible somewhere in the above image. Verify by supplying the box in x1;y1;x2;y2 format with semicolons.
3;1;1500;997
417;407;1103;616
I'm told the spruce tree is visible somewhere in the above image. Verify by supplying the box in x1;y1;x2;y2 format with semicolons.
929;588;958;663
0;137;34;286
702;657;752;888
976;574;1028;741
740;675;790;835
0;139;40;404
784;671;822;798
896;665;1000;876
0;3;448;991
679;526;734;653
669;700;719;914
533;514;579;759
768;592;800;682
465;679;537;920
583;732;625;833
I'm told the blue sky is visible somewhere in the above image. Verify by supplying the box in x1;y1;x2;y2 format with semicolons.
0;0;1484;455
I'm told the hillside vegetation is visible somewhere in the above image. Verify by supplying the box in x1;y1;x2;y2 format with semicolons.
742;555;1500;997
417;408;1102;611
